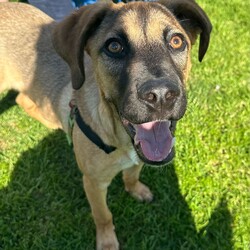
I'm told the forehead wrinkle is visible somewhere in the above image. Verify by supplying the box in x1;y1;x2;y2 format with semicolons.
121;9;146;46
146;9;172;42
121;6;182;48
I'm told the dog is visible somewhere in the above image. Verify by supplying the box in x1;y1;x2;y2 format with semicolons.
0;1;212;249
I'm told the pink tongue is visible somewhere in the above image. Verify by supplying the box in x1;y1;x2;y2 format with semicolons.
134;121;173;162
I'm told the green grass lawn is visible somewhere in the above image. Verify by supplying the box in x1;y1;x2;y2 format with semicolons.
1;0;249;249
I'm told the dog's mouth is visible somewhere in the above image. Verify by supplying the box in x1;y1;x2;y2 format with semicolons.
122;118;176;165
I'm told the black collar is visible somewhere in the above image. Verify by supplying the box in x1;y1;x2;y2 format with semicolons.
68;101;116;154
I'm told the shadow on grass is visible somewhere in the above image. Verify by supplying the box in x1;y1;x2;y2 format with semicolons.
0;130;233;249
0;90;18;116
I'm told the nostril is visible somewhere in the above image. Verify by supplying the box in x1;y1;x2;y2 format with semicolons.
137;79;181;108
146;92;157;103
165;90;179;101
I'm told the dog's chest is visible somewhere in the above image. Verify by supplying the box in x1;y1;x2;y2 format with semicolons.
116;147;140;170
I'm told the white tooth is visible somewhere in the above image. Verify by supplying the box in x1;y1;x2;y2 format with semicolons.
171;137;176;148
167;120;171;127
135;139;140;146
168;138;176;154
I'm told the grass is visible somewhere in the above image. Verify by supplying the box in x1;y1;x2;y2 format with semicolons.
0;0;249;249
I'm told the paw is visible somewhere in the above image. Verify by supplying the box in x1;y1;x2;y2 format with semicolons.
96;225;119;250
125;181;153;202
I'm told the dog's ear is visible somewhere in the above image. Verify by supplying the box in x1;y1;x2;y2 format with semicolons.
53;3;109;90
159;0;212;62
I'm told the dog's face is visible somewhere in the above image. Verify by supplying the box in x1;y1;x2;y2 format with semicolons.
53;1;212;165
88;3;189;164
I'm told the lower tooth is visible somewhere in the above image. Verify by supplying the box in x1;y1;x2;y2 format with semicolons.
171;137;176;148
168;137;176;154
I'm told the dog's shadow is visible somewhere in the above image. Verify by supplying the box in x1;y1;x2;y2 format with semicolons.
0;127;233;250
0;90;18;115
0;91;233;250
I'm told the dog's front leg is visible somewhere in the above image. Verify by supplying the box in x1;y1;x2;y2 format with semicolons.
83;175;119;250
123;164;153;202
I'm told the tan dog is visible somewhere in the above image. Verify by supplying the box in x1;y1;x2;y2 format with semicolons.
0;1;212;249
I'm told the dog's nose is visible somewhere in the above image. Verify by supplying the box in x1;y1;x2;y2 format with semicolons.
137;80;180;110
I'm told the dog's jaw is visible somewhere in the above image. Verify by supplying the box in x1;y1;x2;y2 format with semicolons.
121;118;176;165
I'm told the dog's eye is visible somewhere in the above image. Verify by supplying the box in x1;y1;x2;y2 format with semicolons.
169;35;185;50
106;41;123;54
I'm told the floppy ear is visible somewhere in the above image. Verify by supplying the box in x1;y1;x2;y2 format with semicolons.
159;0;212;62
53;3;109;90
